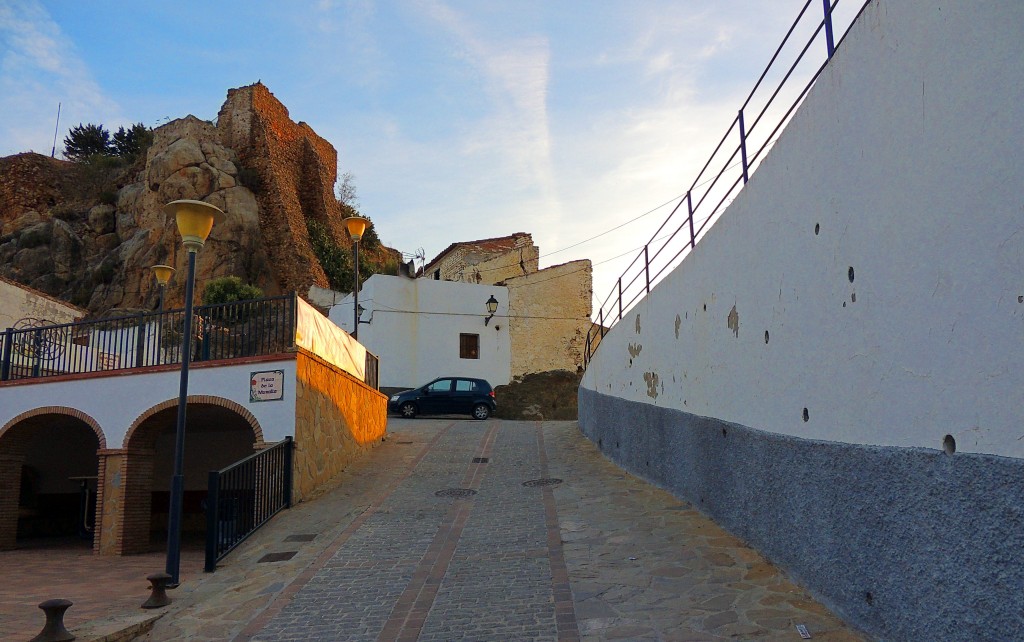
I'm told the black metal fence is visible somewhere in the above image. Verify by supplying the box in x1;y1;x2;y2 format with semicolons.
205;436;293;572
0;293;297;382
584;0;872;367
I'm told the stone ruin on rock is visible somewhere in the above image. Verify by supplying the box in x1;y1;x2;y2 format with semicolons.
0;82;392;316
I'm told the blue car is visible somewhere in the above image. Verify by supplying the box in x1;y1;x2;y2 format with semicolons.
389;377;496;420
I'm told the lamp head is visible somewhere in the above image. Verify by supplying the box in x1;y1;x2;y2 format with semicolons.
151;264;175;287
164;200;224;252
343;216;369;243
486;295;499;315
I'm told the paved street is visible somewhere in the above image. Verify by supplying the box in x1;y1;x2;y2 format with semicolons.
129;419;864;641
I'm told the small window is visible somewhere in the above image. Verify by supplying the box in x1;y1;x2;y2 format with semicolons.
455;379;476;392
427;379;452;393
460;333;480;359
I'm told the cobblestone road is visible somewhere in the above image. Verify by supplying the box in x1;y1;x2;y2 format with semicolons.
139;420;865;641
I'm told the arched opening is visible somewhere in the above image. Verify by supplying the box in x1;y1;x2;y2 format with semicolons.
120;400;261;553
0;412;103;550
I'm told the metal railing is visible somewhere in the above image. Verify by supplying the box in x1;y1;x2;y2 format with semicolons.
205;436;293;572
0;293;298;382
584;0;872;367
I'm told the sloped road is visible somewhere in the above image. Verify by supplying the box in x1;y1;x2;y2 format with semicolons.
141;419;864;641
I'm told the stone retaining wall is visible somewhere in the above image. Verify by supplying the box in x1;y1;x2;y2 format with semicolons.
293;349;387;502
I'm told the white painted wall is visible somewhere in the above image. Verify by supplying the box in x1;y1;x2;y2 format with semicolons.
582;0;1024;458
0;277;83;331
329;275;511;389
0;358;297;448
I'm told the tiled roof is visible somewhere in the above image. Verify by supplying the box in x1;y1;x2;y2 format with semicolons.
421;232;532;276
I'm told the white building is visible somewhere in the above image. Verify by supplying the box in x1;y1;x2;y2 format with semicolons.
325;275;511;391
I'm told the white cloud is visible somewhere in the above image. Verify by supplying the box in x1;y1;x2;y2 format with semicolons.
0;0;122;157
412;0;561;235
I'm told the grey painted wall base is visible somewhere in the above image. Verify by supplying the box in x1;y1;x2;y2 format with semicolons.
578;386;1024;642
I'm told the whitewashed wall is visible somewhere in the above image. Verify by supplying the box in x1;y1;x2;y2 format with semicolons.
0;277;83;330
582;0;1024;459
0;358;297;447
329;275;511;389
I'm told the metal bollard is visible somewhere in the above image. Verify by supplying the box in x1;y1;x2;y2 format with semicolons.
141;572;173;609
29;598;75;642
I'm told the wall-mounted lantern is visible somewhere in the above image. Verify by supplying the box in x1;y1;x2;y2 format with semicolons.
484;295;498;326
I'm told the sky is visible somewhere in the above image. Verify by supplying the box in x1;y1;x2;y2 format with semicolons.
0;0;862;315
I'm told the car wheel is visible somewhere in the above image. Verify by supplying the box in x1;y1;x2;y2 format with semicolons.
400;402;417;418
472;404;490;420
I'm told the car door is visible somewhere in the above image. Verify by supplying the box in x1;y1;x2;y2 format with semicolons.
453;379;478;414
420;378;454;414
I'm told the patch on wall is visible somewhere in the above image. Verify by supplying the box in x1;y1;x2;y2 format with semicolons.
643;371;659;398
727;305;739;337
628;342;642;358
675;314;681;339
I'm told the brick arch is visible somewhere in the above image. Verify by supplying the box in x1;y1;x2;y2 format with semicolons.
122;395;265;450
0;406;107;449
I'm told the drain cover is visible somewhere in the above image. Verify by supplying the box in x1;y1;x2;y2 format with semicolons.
522;478;563;487
258;551;297;563
284;534;317;543
435;488;478;498
472;457;489;463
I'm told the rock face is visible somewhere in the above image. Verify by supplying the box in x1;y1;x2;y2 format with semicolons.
0;82;383;315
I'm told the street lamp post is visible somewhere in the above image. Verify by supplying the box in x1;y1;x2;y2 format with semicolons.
342;216;368;340
151;265;175;366
151;265;175;312
163;200;223;587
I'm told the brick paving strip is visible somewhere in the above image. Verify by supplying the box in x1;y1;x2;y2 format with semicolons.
233;421;460;641
536;424;581;642
377;422;500;641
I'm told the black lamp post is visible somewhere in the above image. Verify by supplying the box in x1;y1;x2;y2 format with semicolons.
485;295;499;326
343;216;368;340
151;265;175;313
151;265;175;366
163;199;223;587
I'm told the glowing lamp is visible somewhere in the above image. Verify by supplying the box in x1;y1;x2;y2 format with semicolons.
164;200;224;252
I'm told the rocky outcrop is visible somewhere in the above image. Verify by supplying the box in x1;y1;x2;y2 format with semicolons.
0;82;390;315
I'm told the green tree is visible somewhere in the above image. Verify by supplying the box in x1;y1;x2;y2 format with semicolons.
111;123;153;160
202;276;264;306
307;218;353;291
63;123;111;161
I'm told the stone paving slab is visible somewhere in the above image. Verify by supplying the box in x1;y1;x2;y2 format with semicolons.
124;419;866;641
0;543;203;641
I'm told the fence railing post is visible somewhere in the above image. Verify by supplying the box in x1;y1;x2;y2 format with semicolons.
134;315;147;368
687;192;696;248
599;310;606;338
822;0;835;59
204;470;220;573
31;329;42;377
1;328;12;381
644;245;651;293
739;110;750;184
283;436;293;509
617;279;623;321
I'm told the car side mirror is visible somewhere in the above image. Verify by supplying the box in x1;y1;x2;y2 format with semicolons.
422;388;430;395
